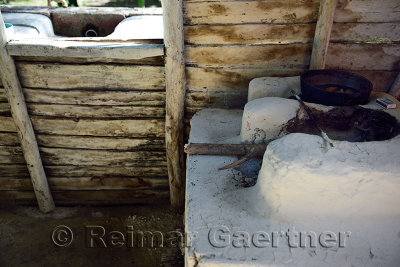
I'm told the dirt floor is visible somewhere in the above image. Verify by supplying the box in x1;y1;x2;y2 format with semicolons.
0;202;183;266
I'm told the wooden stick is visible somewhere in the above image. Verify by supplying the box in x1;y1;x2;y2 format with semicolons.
184;143;267;158
162;0;186;210
0;12;55;213
310;0;337;69
388;72;400;100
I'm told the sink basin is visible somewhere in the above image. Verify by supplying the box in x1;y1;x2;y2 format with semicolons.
2;9;163;39
2;13;56;38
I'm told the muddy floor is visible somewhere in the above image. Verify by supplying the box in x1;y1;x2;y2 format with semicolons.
0;203;183;266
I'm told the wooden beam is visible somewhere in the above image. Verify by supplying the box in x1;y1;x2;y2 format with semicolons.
0;12;55;213
310;0;337;69
7;40;164;60
162;0;186;210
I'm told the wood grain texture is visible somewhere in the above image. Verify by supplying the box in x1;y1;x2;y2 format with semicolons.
184;24;315;45
0;177;169;191
31;117;165;138
163;0;186;210
185;44;312;68
27;104;165;118
7;40;164;60
44;165;167;178
39;147;166;166
0;13;54;212
0;190;169;205
310;0;337;69
183;0;319;25
331;23;400;43
0;88;6;101
0;164;29;177
0;146;25;164
0;116;17;132
14;55;164;65
36;135;164;150
334;0;400;23
16;62;165;90
23;88;166;106
0;132;20;146
186;67;304;92
326;43;400;71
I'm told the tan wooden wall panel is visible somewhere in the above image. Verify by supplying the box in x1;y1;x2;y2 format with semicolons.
326;44;400;71
0;177;169;191
40;147;165;166
16;62;165;90
31;117;165;138
184;24;316;45
0;190;170;205
23;88;166;106
27;104;165;118
186;44;312;69
183;0;319;25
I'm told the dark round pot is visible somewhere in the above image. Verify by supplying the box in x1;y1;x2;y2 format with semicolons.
300;70;372;106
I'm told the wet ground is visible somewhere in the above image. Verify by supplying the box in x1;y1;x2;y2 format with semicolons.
0;203;183;266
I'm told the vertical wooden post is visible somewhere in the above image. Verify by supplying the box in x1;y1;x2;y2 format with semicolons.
310;0;337;69
162;0;186;210
0;12;55;213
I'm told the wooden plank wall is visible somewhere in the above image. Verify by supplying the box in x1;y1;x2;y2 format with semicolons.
0;55;169;204
183;0;400;119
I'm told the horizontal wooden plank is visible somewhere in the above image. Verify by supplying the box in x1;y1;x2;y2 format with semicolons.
334;0;400;23
27;104;165;118
0;116;17;132
186;90;247;109
0;164;29;177
0;190;169;205
184;24;315;45
186;67;304;92
183;0;319;25
0;132;20;146
44;165;167;177
16;62;165;90
185;44;312;68
37;135;164;150
14;55;164;65
1;132;165;151
0;88;6;102
0;146;25;164
326;43;400;71
24;88;165;106
331;23;400;43
0;102;10;115
7;40;164;60
39;147;166;166
0;177;169;191
31;117;165;138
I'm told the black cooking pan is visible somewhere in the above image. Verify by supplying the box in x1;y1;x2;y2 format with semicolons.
300;70;372;106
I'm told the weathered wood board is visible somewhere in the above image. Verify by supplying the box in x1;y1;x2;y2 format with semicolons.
0;190;169;205
16;62;165;90
31;117;165;137
39;147;166;166
185;44;312;69
23;88;166;106
26;104;165;118
183;0;319;25
44;165;168;178
36;134;165;150
0;177;169;191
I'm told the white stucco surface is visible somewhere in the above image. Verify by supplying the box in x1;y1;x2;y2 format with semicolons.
185;108;400;267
